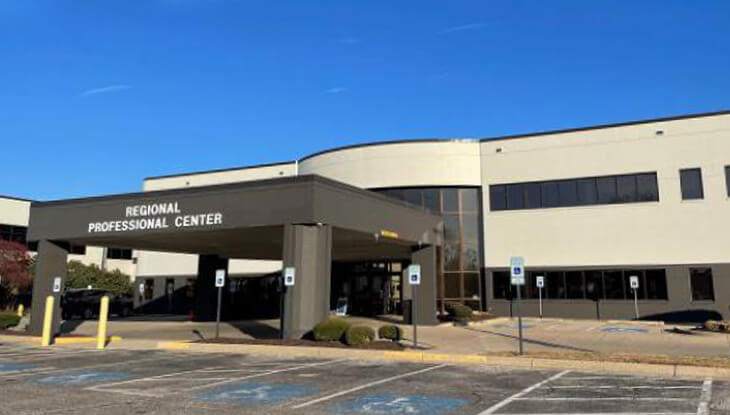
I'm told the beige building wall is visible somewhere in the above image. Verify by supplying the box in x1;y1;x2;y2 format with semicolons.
0;197;31;227
480;113;730;268
143;162;296;191
299;140;482;188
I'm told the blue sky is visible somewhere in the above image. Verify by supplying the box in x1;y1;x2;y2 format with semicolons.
2;1;729;200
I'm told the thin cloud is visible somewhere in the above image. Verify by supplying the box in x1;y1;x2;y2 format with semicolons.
322;87;346;95
81;84;133;97
339;36;361;45
441;22;487;34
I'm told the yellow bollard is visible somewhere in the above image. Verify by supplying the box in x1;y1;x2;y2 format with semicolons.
96;296;109;350
17;304;24;317
41;296;54;347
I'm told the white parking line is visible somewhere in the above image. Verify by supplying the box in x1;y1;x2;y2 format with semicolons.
87;366;223;390
550;385;701;390
696;379;712;415
515;397;690;402
184;359;347;393
291;364;448;409
478;370;570;415
500;413;695;415
0;353;215;378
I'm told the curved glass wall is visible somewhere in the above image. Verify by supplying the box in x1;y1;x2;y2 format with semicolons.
374;187;484;311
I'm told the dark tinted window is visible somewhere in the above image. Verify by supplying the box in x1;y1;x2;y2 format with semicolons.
107;248;132;260
603;270;624;299
725;166;730;197
577;178;598;205
565;271;584;299
461;189;479;212
492;271;511;299
541;182;560;207
423;189;440;212
690;268;714;301
584;270;603;300
546;272;565;299
645;269;668;300
597;177;618;204
636;173;659;201
403;189;422;206
616;175;637;202
506;184;525;210
442;189;459;212
489;185;506;211
680;168;704;200
524;182;541;209
558;181;578;207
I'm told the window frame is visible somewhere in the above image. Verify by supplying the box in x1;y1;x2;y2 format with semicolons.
689;267;715;302
679;168;704;200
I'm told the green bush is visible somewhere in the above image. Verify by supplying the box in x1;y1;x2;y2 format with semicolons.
0;312;20;330
313;318;351;342
704;320;730;332
445;302;473;321
378;325;402;342
345;325;376;346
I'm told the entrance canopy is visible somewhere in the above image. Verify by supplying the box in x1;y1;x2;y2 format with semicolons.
28;175;442;260
27;175;442;339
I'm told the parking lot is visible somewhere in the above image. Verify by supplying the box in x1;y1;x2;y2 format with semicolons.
0;341;725;415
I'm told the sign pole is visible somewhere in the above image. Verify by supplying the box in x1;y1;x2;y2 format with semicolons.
633;288;639;320
407;264;421;350
629;275;640;320
510;257;525;356
214;269;226;339
215;286;222;339
538;285;543;319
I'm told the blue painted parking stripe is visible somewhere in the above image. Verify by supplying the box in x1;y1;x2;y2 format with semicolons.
195;382;317;406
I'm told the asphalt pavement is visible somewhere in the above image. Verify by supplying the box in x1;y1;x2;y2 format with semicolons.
0;341;726;415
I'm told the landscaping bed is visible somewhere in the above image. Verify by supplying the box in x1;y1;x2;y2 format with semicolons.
195;337;404;350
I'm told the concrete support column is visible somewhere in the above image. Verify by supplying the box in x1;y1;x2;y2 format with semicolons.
282;224;332;340
28;240;68;336
194;255;229;321
405;245;439;325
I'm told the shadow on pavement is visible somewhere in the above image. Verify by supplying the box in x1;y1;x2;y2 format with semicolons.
465;326;597;353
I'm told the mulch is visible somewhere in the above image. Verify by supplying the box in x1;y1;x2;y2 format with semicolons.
195;337;404;350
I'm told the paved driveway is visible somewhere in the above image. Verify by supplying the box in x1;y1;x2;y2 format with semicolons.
0;341;726;415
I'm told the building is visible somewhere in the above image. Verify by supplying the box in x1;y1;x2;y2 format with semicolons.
5;110;730;336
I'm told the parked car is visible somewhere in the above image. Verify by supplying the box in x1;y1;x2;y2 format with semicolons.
61;288;133;320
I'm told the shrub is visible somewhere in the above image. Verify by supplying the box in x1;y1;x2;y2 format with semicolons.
313;318;351;342
378;325;402;342
0;312;20;330
345;326;376;346
704;320;730;333
445;302;473;321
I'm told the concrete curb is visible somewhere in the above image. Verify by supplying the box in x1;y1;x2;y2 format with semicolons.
155;341;730;380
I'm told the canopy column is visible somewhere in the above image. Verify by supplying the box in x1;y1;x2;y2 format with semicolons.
194;254;229;320
404;245;439;325
282;224;332;339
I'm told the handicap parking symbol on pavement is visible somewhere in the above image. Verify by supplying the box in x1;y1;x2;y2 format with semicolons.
0;363;36;373
601;326;648;334
35;371;130;386
337;393;468;415
194;382;317;406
